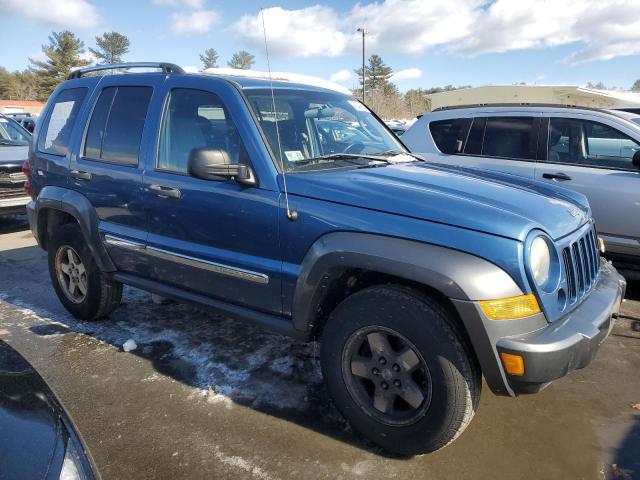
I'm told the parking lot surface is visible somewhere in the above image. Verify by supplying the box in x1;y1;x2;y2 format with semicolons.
0;216;638;480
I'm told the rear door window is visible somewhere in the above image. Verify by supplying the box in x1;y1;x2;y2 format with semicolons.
428;118;471;154
482;117;537;160
38;87;88;156
83;86;152;166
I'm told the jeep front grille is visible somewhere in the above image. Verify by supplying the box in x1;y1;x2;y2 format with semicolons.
562;227;600;303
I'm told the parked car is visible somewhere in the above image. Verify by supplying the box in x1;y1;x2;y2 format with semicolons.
0;339;96;479
0;114;32;216
25;63;625;455
4;112;37;133
402;106;640;267
385;121;409;137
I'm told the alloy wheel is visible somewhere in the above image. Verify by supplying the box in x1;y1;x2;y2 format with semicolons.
55;246;88;304
342;326;432;426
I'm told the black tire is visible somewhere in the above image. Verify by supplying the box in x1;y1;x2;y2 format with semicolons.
320;285;481;455
47;223;122;320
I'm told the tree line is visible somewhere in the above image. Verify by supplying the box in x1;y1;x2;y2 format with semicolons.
352;54;470;118
0;30;256;102
4;29;636;119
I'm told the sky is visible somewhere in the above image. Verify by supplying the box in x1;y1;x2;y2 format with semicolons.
1;0;640;92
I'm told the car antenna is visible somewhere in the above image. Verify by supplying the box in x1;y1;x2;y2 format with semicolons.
261;7;297;221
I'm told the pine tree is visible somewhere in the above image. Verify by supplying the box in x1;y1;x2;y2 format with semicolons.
199;48;219;70
354;54;394;95
631;79;640;92
29;31;91;100
89;31;130;64
227;51;255;70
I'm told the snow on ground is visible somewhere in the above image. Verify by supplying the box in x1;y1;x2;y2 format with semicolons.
0;288;342;425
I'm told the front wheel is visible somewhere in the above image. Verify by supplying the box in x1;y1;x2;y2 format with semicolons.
320;285;481;455
48;223;122;320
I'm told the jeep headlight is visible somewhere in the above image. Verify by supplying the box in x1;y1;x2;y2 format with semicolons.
529;235;562;293
530;236;551;286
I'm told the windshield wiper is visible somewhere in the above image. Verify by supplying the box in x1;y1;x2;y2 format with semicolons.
369;150;426;162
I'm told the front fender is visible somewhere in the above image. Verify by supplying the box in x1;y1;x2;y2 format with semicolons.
32;186;116;272
292;232;523;334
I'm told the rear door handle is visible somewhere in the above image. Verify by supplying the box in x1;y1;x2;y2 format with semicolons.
149;184;181;199
70;169;92;181
542;172;572;181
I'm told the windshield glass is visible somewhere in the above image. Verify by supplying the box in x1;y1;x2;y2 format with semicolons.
0;116;31;145
244;88;405;172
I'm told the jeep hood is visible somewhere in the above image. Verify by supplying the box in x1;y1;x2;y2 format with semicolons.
284;162;590;241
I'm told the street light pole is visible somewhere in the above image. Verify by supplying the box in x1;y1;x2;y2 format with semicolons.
357;27;366;103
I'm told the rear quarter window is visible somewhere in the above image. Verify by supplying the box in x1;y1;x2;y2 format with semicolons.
428;118;471;154
38;87;88;156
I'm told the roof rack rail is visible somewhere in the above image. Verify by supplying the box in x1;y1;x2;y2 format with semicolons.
432;103;606;112
68;62;185;80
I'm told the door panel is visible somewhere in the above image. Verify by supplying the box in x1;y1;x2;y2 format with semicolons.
536;116;640;258
142;78;282;314
68;76;164;276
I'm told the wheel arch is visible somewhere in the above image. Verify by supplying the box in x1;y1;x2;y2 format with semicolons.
33;186;116;272
293;232;523;336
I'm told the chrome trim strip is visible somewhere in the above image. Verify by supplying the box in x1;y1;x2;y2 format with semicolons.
103;234;269;284
103;234;145;251
146;246;270;284
0;195;30;208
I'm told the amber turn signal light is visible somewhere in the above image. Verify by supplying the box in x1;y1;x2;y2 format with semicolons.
500;352;525;376
479;294;541;320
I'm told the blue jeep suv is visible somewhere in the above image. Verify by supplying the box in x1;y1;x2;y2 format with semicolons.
25;63;626;455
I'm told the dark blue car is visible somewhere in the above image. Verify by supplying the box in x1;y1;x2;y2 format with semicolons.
25;63;626;455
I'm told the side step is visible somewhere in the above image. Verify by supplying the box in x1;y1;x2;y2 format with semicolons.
112;273;304;340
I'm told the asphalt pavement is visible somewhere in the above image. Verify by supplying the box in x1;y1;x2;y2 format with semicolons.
0;215;638;480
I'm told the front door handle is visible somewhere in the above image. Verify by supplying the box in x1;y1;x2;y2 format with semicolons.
149;184;181;199
70;169;92;181
542;172;572;181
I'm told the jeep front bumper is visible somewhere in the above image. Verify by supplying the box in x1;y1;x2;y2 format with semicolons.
496;261;625;394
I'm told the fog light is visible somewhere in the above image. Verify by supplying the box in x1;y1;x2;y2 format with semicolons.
500;352;525;376
597;236;606;253
479;294;541;320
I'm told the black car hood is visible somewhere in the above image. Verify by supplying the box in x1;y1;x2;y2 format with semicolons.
0;340;94;479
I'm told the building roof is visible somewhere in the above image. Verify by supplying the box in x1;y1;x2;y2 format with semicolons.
426;85;640;112
0;100;45;107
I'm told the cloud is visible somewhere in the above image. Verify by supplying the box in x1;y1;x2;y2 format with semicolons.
391;68;422;82
170;9;219;35
232;6;352;57
153;0;203;8
330;70;353;83
0;0;101;29
231;0;640;64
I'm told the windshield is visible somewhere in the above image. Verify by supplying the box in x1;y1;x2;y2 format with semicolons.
0;116;31;145
244;88;405;172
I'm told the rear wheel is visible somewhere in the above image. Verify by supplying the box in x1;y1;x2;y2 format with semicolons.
320;285;481;455
48;223;122;320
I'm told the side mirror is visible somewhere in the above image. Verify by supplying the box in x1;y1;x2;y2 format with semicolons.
188;148;256;186
633;150;640;169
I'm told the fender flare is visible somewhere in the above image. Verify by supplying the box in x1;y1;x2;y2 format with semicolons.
291;232;523;334
33;186;116;272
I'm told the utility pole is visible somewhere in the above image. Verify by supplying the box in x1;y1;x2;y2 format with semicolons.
357;27;366;103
